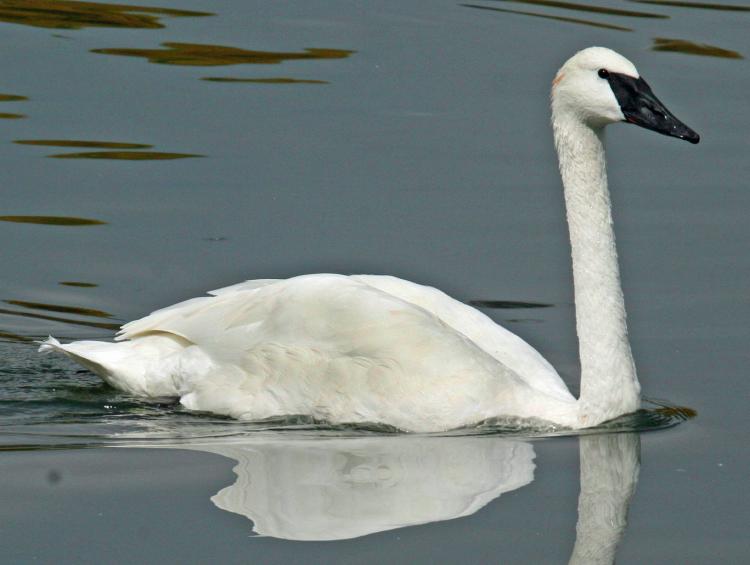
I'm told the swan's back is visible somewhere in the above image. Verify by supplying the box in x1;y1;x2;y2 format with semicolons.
121;274;571;395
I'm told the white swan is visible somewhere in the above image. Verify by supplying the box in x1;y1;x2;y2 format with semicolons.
40;47;699;432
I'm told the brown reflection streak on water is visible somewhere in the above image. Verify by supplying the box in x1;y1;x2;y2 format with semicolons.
0;93;27;101
59;282;98;288
652;37;743;58
49;151;202;160
654;405;697;419
0;113;25;119
487;0;667;17
13;140;197;160
4;300;112;319
0;329;34;342
631;0;750;11
202;77;330;84
0;444;94;452
0;308;119;330
15;139;152;149
0;216;106;226
461;4;633;30
0;0;213;30
91;43;355;66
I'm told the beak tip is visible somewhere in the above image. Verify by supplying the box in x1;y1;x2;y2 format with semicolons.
683;132;700;145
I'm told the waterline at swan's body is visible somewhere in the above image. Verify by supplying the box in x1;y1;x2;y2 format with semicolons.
39;47;699;432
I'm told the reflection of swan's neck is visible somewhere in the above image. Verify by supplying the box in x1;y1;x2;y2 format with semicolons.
569;433;641;565
553;113;640;425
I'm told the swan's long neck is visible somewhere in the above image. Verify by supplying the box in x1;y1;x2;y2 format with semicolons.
553;114;641;425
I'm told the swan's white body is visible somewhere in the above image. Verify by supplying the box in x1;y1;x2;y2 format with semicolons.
44;274;578;431
41;47;697;432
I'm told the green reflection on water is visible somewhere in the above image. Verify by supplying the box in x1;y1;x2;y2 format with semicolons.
0;112;25;119
4;300;112;319
59;282;98;288
0;443;95;452
50;151;202;160
202;77;329;84
0;330;34;342
0;215;106;226
92;42;355;66
0;93;27;101
652;37;743;58
462;3;633;30
652;404;697;420
15;139;152;149
632;0;750;11
0;0;213;30
13;140;198;159
488;0;667;17
0;308;119;330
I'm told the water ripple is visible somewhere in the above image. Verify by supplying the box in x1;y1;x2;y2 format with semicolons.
652;37;743;58
461;3;634;31
0;0;213;30
0;215;106;226
92;43;354;67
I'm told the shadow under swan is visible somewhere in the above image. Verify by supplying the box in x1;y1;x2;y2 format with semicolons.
165;432;639;557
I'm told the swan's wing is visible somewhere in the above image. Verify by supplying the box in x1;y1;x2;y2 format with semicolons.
118;274;571;402
352;275;574;402
208;279;280;296
116;279;280;341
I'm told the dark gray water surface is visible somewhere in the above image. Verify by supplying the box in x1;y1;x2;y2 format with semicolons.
1;0;748;563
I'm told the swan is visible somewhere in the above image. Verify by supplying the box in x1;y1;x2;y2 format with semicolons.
39;47;699;432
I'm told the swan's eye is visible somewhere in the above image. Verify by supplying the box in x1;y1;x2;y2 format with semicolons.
598;68;610;79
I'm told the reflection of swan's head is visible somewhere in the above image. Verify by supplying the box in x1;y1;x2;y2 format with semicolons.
552;46;699;143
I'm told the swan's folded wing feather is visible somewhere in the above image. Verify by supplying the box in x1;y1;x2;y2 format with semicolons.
115;273;572;404
116;280;279;342
352;275;574;402
208;279;280;296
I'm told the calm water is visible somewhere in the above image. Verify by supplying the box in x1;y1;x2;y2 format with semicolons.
1;0;748;563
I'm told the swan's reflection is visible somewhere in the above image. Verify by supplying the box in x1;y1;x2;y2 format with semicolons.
570;433;640;565
172;432;639;559
184;436;535;541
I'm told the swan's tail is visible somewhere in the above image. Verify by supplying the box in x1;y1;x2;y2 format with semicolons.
38;335;183;397
39;336;107;375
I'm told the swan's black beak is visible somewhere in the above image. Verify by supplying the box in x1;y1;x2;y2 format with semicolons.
607;73;700;144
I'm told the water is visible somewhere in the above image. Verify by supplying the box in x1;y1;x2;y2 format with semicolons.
1;0;748;562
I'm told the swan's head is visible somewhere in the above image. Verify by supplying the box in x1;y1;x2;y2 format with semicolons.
552;46;699;144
